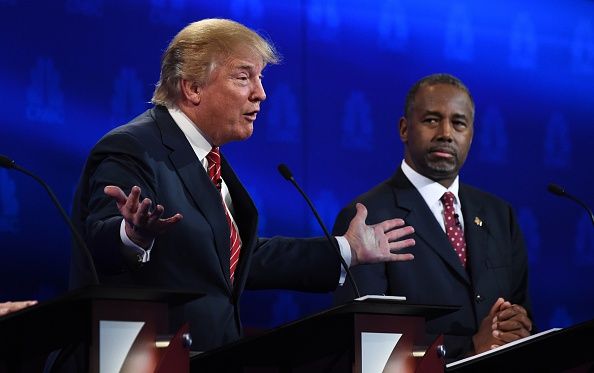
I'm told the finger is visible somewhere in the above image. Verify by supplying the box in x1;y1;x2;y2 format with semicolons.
123;186;142;214
136;198;152;221
0;300;36;315
352;203;368;225
494;318;525;331
490;298;506;320
104;185;128;205
388;238;415;253
385;252;415;261
154;213;184;233
376;217;407;233
384;225;415;241
496;315;532;333
493;328;530;343
160;213;184;225
150;204;166;220
496;304;528;322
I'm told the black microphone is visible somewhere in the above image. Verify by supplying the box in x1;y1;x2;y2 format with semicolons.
0;154;100;284
548;183;594;227
277;163;361;299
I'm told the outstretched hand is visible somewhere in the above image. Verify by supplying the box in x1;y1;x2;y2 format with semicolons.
104;185;183;248
344;203;415;266
0;300;37;316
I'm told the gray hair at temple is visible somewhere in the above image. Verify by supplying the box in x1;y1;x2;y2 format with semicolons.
151;18;280;107
404;73;475;119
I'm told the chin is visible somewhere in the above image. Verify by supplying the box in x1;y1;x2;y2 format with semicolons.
426;163;458;178
236;130;254;142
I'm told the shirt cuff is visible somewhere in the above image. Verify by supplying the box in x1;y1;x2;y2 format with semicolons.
119;219;154;263
335;235;352;285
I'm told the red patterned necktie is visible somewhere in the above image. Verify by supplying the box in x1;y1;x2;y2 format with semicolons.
206;147;242;283
441;192;467;267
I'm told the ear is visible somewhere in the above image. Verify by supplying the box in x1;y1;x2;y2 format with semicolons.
399;116;408;143
180;79;201;105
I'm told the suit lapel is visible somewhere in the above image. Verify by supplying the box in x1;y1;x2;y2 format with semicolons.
391;169;470;284
151;107;231;286
459;186;489;284
221;156;258;297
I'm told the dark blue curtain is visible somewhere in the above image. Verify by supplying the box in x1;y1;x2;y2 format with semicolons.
1;0;593;333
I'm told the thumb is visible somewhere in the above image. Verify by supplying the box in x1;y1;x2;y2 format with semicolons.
354;203;368;223
104;185;128;206
489;297;506;318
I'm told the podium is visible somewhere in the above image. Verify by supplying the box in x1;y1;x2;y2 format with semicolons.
446;318;594;372
191;298;458;372
0;285;202;373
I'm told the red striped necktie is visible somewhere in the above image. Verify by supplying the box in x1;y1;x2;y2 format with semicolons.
206;147;242;283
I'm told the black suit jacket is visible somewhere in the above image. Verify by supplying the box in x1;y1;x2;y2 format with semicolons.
70;106;341;351
333;167;532;360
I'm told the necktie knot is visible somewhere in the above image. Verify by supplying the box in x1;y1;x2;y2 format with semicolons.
441;191;455;207
206;147;222;189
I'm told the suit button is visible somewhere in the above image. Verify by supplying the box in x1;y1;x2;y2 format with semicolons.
475;294;483;303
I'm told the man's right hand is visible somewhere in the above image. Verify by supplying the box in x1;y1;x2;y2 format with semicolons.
472;297;533;354
104;185;183;248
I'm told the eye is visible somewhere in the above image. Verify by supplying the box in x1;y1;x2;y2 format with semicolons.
424;117;439;125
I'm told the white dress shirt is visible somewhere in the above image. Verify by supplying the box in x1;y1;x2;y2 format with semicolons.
400;159;465;232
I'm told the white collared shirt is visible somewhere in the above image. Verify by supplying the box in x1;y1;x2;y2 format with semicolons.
400;160;465;232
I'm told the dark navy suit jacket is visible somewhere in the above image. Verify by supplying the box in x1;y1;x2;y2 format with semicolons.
70;105;340;351
333;167;533;360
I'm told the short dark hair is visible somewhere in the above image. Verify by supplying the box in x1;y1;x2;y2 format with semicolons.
404;73;474;119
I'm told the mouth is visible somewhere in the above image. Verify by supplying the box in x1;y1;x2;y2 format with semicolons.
428;146;456;159
243;110;259;122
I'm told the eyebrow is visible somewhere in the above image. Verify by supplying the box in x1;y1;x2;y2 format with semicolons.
451;113;469;121
422;110;469;119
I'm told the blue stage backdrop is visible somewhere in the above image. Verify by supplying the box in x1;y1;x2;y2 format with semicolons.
1;0;593;333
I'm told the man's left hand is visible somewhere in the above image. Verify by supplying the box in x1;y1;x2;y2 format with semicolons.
344;203;415;266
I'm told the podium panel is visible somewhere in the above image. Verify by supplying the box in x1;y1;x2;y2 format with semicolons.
191;299;458;373
0;285;201;373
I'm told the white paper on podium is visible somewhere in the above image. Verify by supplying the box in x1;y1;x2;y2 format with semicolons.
361;332;403;373
355;294;406;302
99;320;145;373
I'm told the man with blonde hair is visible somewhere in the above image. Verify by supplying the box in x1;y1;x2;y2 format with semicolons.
71;18;416;352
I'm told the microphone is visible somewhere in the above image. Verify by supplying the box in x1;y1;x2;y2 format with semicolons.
277;164;361;299
0;154;100;284
548;183;594;227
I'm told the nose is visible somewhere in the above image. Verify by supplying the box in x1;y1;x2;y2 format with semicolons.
436;121;453;141
250;79;266;102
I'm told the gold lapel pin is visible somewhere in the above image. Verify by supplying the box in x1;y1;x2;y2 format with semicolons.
474;216;483;227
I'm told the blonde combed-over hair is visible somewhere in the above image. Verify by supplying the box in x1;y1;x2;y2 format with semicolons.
151;18;280;107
